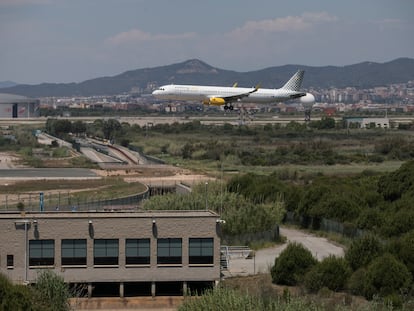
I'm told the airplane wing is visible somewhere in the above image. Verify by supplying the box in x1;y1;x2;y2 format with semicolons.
209;85;260;103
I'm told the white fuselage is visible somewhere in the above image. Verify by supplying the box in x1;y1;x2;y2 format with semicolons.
153;84;303;104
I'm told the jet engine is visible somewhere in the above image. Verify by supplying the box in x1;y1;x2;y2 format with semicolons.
300;93;315;122
300;93;315;106
208;97;226;106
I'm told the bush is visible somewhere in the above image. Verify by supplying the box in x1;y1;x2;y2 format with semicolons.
304;256;351;293
345;235;383;271
34;270;71;311
388;230;414;280
178;286;331;311
17;202;25;211
363;253;412;299
347;268;368;296
271;242;317;286
0;273;48;311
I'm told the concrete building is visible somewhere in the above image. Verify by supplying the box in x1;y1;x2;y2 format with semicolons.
0;210;221;297
345;117;390;129
0;93;40;118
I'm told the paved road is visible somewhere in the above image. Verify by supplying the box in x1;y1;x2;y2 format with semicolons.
225;227;345;277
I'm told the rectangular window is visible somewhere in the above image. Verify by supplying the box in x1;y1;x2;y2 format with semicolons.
157;238;182;265
29;240;54;266
126;239;150;265
61;239;87;266
94;239;118;265
7;255;14;267
189;238;214;264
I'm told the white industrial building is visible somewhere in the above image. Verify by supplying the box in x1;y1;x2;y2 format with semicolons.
0;93;40;118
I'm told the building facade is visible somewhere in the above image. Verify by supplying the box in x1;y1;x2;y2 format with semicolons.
0;210;221;297
0;93;40;118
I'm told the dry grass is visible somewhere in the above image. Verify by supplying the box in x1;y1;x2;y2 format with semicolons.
223;274;371;311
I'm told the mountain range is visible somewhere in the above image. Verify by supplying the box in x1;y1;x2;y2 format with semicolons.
1;58;414;98
0;81;18;89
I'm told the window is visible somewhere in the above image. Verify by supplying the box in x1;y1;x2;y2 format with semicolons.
94;239;118;265
189;238;214;264
61;239;87;266
126;239;150;265
7;255;14;268
157;238;182;265
29;240;54;266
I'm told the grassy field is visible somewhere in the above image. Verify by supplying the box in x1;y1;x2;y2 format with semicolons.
0;178;147;210
1;120;412;210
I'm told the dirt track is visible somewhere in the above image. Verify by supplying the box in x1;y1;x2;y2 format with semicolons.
0;152;25;169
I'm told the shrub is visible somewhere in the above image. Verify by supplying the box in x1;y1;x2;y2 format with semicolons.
271;242;317;286
35;270;71;311
345;235;383;271
17;202;25;211
347;268;367;296
178;286;330;311
304;256;351;293
363;253;412;299
0;273;47;311
390;230;414;279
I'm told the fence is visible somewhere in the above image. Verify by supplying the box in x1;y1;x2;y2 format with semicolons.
221;225;280;245
0;190;150;212
284;211;365;238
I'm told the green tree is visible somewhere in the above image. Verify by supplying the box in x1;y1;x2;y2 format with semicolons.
309;117;336;129
363;253;412;299
102;119;122;141
389;230;414;279
271;242;317;286
304;256;351;292
71;120;86;135
345;235;383;271
54;119;72;136
378;160;414;201
347;268;368;297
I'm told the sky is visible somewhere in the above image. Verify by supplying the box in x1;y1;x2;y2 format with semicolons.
1;0;413;84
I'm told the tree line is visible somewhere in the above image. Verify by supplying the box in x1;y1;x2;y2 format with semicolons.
44;118;414;166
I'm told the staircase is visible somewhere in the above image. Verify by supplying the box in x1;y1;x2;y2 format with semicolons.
220;246;229;270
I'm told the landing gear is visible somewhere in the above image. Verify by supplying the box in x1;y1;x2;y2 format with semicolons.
224;105;234;111
238;106;253;125
304;108;311;122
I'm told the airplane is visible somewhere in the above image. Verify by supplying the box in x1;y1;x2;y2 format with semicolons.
152;70;315;110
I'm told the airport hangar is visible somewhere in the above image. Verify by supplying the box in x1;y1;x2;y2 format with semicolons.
0;210;221;297
0;93;40;118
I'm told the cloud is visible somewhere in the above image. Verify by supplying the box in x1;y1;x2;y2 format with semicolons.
100;11;342;75
373;18;410;31
0;0;52;6
228;12;338;37
105;29;196;46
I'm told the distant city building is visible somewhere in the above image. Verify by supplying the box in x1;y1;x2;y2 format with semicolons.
344;117;390;129
0;93;40;118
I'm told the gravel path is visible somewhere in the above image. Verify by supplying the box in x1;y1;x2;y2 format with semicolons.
225;226;345;277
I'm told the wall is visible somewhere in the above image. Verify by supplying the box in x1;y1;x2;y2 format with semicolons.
0;211;221;286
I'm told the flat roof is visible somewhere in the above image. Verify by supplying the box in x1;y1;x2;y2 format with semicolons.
0;93;38;104
0;210;219;219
